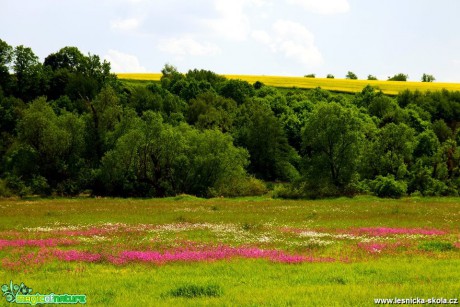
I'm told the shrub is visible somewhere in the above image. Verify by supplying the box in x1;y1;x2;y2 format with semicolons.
272;182;305;199
253;81;264;89
418;241;454;252
169;284;222;298
5;176;31;198
209;176;267;197
371;175;407;198
30;175;50;196
0;179;12;197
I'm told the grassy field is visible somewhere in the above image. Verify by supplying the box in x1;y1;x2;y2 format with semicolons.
117;73;460;95
0;196;459;306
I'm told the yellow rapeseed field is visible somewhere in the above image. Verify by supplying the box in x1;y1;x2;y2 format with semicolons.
117;73;460;95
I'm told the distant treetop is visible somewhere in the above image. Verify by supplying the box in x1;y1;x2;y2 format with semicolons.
388;73;408;81
346;71;358;80
421;73;435;82
367;75;378;80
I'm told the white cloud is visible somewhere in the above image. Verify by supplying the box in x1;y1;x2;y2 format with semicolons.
158;37;221;57
104;50;147;72
251;30;272;45
253;20;323;67
110;18;140;31
287;0;350;14
203;0;251;41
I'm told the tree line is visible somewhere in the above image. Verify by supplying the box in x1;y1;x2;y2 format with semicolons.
1;39;459;198
306;72;435;82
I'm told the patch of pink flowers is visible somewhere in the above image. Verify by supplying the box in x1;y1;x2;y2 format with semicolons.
454;242;460;249
53;250;102;262
352;227;445;236
0;238;77;249
112;246;334;265
1;249;55;271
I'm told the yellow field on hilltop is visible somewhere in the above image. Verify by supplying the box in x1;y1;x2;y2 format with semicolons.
117;73;460;95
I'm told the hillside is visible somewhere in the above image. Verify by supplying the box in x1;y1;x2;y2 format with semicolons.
117;73;460;95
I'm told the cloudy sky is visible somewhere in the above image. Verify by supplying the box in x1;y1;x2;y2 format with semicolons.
2;0;460;81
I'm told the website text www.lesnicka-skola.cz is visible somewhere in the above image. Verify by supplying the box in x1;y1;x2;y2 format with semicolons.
374;297;458;305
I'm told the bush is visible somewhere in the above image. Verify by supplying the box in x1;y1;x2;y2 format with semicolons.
30;175;50;196
418;241;454;252
169;284;222;298
209;176;267;197
272;182;305;199
0;179;13;197
5;176;31;198
371;175;407;198
253;81;264;90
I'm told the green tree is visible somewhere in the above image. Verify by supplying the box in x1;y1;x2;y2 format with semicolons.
326;74;335;79
0;95;25;172
160;64;184;91
388;73;408;81
235;99;299;181
85;86;123;164
0;39;13;94
185;69;226;88
128;86;161;115
353;85;382;108
13;45;48;101
346;71;358;80
368;95;399;121
302;102;365;192
432;119;452;143
8;97;86;194
367;75;378;80
187;92;237;133
44;47;85;72
421;73;435;82
98;112;249;197
365;123;415;178
218;79;254;105
44;46;88;100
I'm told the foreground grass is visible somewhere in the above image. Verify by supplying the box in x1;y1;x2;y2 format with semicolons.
117;73;460;95
0;196;459;306
3;258;459;306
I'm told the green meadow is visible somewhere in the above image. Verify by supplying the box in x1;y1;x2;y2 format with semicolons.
0;196;459;306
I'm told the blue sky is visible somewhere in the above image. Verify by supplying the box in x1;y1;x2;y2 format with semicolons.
1;0;460;81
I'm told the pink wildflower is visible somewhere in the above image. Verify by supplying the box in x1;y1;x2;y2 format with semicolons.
54;250;101;262
114;245;334;265
0;238;76;249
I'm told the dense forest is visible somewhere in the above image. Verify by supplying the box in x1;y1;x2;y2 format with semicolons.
1;39;460;198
